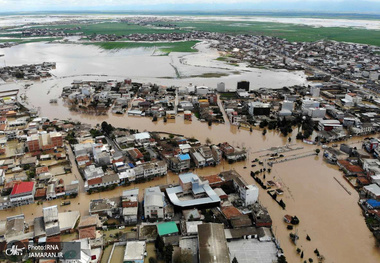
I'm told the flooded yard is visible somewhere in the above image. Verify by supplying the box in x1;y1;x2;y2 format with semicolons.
0;40;378;262
109;245;125;263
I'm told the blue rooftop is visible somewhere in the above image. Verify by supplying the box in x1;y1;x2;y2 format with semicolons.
128;163;135;168
179;154;190;161
367;199;380;209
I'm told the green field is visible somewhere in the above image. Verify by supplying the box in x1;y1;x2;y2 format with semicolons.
85;40;199;54
2;19;380;47
154;20;380;46
25;22;187;36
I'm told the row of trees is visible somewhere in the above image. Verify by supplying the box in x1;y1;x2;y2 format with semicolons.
259;115;315;138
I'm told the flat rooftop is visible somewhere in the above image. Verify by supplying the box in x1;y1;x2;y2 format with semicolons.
227;238;277;263
124;241;146;261
198;223;230;263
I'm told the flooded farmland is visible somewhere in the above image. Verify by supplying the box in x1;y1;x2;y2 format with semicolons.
0;41;379;263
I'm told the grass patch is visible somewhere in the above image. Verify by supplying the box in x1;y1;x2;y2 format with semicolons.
85;40;199;53
216;56;228;61
220;92;238;100
188;72;229;78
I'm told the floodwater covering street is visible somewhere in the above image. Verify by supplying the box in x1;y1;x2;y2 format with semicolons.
0;41;379;263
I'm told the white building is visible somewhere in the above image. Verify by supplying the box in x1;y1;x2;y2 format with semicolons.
310;86;321;98
0;169;4;185
342;93;362;107
9;182;36;207
144;187;165;220
84;165;104;180
123;241;146;263
134;132;151;144
306;107;326;118
240;185;259;206
217;82;226;92
196;86;209;95
279;100;294;116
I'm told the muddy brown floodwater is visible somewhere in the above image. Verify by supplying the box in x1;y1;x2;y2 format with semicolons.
1;113;378;263
0;42;379;262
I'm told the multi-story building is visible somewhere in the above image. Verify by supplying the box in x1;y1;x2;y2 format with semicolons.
122;189;139;224
10;182;36;206
168;154;190;173
144;186;165;220
27;132;63;152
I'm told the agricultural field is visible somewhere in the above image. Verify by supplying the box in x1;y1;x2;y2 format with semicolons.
1;18;380;47
9;22;187;36
154;20;380;46
86;40;199;54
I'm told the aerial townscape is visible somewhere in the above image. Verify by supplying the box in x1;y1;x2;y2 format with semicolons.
0;2;380;263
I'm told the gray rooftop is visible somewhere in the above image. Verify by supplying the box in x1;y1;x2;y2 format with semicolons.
166;173;220;208
33;217;46;237
123;188;139;197
198;223;230;263
124;241;146;261
227;238;277;263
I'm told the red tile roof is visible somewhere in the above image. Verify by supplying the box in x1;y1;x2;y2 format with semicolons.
88;177;102;186
46;235;61;243
76;155;89;162
36;166;49;175
35;188;47;198
221;206;242;219
337;160;364;173
201;174;223;184
79;226;96;239
11;182;35;195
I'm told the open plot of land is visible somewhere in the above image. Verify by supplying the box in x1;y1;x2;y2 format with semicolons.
109;245;125;263
140;225;158;241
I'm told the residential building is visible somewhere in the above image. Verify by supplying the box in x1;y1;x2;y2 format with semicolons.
169;154;190;173
10;182;35;206
43;205;60;237
166;173;220;208
84;165;104;180
198;223;230;263
364;184;380;201
144;186;165;220
27;132;63;152
123;241;146;263
89;198;121;217
122;189;139;224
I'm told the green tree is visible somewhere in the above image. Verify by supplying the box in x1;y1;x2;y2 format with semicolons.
278;255;287;263
232;257;239;263
315;149;320;155
259;120;268;128
164;244;174;263
155;235;165;254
